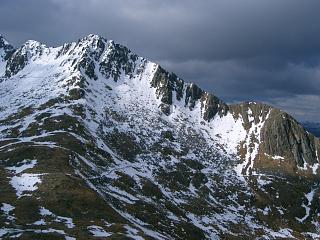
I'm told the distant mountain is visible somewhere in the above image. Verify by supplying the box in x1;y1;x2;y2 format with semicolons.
303;122;320;138
0;34;319;239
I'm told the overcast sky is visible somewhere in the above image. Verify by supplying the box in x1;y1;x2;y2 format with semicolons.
1;0;319;122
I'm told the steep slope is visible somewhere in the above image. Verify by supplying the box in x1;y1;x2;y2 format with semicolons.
0;35;14;76
0;34;319;239
230;103;320;176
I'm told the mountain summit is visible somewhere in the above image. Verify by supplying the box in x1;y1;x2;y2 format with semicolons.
0;34;319;239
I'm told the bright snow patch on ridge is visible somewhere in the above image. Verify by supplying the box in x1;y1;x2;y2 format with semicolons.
1;203;14;214
87;225;112;237
1;203;15;221
39;206;75;229
269;228;294;239
209;112;246;155
10;173;43;198
296;189;315;223
6;159;37;174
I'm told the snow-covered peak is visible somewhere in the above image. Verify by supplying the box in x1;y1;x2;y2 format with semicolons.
72;34;109;55
23;39;43;48
77;34;105;47
79;34;107;43
19;40;49;59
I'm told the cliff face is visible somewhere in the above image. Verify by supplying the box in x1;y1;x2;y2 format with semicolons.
228;102;320;176
150;66;228;119
259;110;320;175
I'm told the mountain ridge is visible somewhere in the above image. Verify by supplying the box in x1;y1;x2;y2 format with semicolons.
0;34;319;239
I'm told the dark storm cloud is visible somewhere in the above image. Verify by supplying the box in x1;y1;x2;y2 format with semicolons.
0;0;319;121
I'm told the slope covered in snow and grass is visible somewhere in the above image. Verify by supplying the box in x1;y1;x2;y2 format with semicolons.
0;34;319;239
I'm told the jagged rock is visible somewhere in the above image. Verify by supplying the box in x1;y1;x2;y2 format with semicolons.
78;55;98;80
5;48;28;77
4;40;46;77
200;92;228;120
230;102;271;130
150;66;185;115
151;66;174;105
99;40;138;81
185;83;203;109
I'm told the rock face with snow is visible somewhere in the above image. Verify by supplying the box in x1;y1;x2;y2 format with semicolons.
0;34;319;239
0;35;14;75
229;103;320;176
259;110;320;175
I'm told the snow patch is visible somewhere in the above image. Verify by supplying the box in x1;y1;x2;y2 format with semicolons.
264;154;285;160
33;219;46;225
269;228;294;238
210;112;246;155
312;163;319;174
87;225;112;237
39;206;75;229
10;173;43;198
1;203;15;221
124;225;145;240
1;203;14;215
6;159;37;174
0;228;8;237
296;189;315;223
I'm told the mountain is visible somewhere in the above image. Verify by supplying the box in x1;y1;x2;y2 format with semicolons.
0;34;319;239
0;35;14;75
303;122;320;138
